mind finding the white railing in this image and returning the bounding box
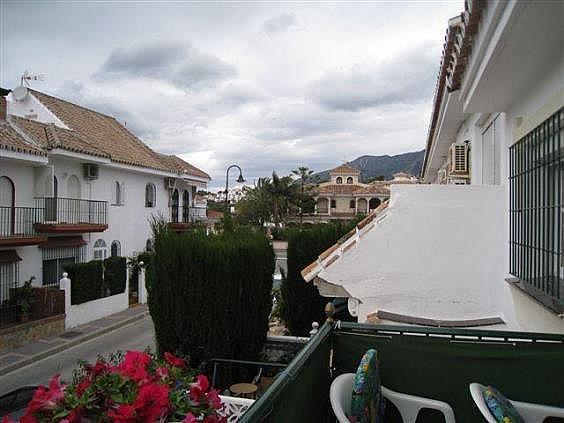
[219,395,255,422]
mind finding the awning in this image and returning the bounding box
[39,236,87,249]
[0,250,22,263]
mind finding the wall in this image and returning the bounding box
[60,273,129,328]
[318,185,563,333]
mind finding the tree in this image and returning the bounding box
[264,172,298,226]
[292,166,315,226]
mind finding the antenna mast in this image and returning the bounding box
[20,70,45,86]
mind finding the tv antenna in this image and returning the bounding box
[20,70,45,87]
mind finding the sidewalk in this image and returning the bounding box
[0,304,149,377]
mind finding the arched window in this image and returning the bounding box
[336,177,343,184]
[146,239,153,252]
[93,239,107,260]
[0,176,14,208]
[349,200,355,209]
[346,177,353,184]
[110,240,121,257]
[145,183,156,208]
[182,190,190,223]
[369,198,381,210]
[114,181,122,205]
[171,189,179,223]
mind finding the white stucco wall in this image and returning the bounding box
[318,185,564,333]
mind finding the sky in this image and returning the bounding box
[0,1,462,189]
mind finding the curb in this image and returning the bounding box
[0,311,149,377]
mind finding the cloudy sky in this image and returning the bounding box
[1,1,461,188]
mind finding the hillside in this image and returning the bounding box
[311,150,425,183]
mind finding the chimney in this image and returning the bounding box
[0,96,6,121]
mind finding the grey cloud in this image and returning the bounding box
[94,41,237,89]
[308,45,437,111]
[262,13,299,36]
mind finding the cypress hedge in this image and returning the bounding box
[65,261,104,305]
[148,227,274,366]
[281,221,357,336]
[103,256,127,295]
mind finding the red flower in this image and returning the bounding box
[189,374,211,404]
[26,375,65,414]
[164,352,187,369]
[133,383,170,422]
[206,389,222,410]
[2,415,16,423]
[108,404,136,423]
[75,378,91,396]
[19,416,38,423]
[155,366,169,381]
[116,351,152,383]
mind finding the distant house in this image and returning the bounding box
[302,1,564,334]
[308,164,416,221]
[0,87,210,314]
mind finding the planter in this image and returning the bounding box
[19,313,31,323]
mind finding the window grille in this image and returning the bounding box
[41,246,85,287]
[0,262,18,326]
[509,108,563,312]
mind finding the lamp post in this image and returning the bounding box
[224,164,245,214]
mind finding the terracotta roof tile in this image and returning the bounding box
[157,154,211,180]
[313,184,389,195]
[0,121,46,156]
[329,163,361,175]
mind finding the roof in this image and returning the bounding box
[329,163,361,175]
[0,121,46,156]
[313,184,389,196]
[301,201,389,282]
[8,89,209,179]
[421,2,486,179]
[157,154,211,180]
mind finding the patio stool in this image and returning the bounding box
[229,383,258,399]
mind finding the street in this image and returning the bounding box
[0,316,155,396]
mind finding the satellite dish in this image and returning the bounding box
[12,86,29,101]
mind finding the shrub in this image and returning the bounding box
[148,227,274,366]
[64,261,104,305]
[281,221,356,336]
[103,256,127,295]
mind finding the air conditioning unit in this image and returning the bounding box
[83,164,99,180]
[164,177,176,190]
[448,142,469,174]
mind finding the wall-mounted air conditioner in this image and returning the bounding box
[83,164,99,180]
[448,142,469,175]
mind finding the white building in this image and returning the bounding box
[302,0,564,334]
[0,87,210,303]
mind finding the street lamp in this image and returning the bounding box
[224,164,245,214]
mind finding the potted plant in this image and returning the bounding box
[17,278,35,323]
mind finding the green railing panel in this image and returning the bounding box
[240,322,333,422]
[333,324,564,423]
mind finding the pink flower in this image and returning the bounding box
[133,382,170,422]
[190,374,211,403]
[26,375,65,414]
[108,404,136,423]
[206,389,222,410]
[155,366,169,381]
[164,352,187,369]
[2,415,16,423]
[116,351,152,383]
[183,413,198,423]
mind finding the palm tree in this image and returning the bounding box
[292,166,314,225]
[265,172,298,226]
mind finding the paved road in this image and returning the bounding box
[0,315,155,396]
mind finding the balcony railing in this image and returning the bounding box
[0,206,42,238]
[171,206,208,224]
[34,197,108,225]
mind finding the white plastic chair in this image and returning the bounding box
[469,383,564,423]
[330,373,456,423]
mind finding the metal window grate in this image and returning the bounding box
[509,108,564,313]
[0,262,19,327]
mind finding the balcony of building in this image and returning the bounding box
[168,205,208,231]
[0,207,46,247]
[32,197,108,234]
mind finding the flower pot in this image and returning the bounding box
[20,312,31,323]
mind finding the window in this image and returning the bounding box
[41,245,85,287]
[93,239,107,260]
[111,240,121,257]
[171,189,179,223]
[336,177,343,184]
[509,108,563,312]
[145,183,156,208]
[114,181,125,205]
[347,177,353,184]
[0,261,18,304]
[349,200,355,209]
[182,190,190,223]
[330,200,336,208]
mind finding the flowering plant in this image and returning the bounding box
[2,350,225,423]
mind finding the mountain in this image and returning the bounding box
[311,150,425,183]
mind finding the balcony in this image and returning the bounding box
[241,322,564,423]
[168,205,208,231]
[0,207,46,247]
[32,197,108,234]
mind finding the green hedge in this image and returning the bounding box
[281,221,356,336]
[65,261,104,305]
[104,256,127,295]
[148,227,274,366]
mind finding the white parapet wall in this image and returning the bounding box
[60,273,130,329]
